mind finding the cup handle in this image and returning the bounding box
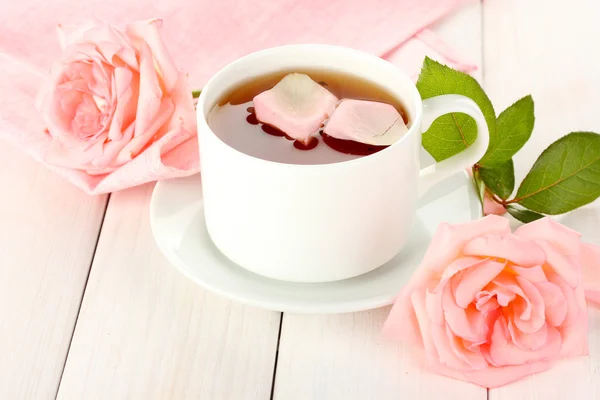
[418,94,490,198]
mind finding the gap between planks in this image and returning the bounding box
[53,194,111,400]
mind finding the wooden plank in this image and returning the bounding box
[484,0,600,398]
[483,0,600,184]
[0,140,107,399]
[272,3,487,399]
[273,310,485,400]
[57,184,281,400]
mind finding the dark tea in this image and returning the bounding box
[207,69,410,165]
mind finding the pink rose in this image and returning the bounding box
[483,192,507,216]
[467,168,507,216]
[384,215,589,388]
[36,18,196,175]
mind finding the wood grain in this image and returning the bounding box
[0,140,107,399]
[57,184,281,400]
[272,3,488,399]
[483,0,600,185]
[484,0,600,398]
[273,309,485,400]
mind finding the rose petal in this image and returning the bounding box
[126,19,178,91]
[487,273,521,306]
[463,233,546,267]
[453,259,506,308]
[466,169,506,217]
[431,323,473,371]
[474,291,500,313]
[433,256,488,294]
[154,71,197,138]
[507,319,548,351]
[489,272,545,333]
[82,24,132,62]
[483,194,507,216]
[534,281,568,327]
[580,243,600,306]
[426,357,552,388]
[426,287,445,326]
[253,73,338,143]
[107,67,135,142]
[486,316,561,366]
[550,274,589,357]
[511,264,548,283]
[384,270,439,345]
[512,276,546,333]
[515,217,582,256]
[445,324,488,370]
[462,337,487,352]
[63,23,138,70]
[89,62,113,102]
[537,240,580,287]
[56,18,105,49]
[324,99,408,145]
[419,215,511,276]
[113,47,140,72]
[83,21,131,49]
[45,85,84,140]
[559,296,589,357]
[412,289,437,355]
[443,285,489,343]
[549,273,580,328]
[78,122,134,174]
[111,97,174,168]
[489,272,525,295]
[383,286,426,348]
[134,41,164,139]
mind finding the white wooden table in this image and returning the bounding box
[2,0,600,398]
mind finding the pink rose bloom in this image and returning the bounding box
[36,18,196,175]
[483,192,507,216]
[384,215,589,388]
[466,168,507,216]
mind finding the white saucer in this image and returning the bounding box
[150,171,481,314]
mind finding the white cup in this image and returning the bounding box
[197,44,489,283]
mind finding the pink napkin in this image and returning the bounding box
[0,0,474,194]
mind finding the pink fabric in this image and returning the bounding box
[0,0,474,194]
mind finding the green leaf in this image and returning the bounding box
[417,57,496,162]
[479,159,515,200]
[479,95,535,167]
[421,115,477,162]
[506,205,545,223]
[192,90,202,98]
[515,132,600,214]
[472,167,487,208]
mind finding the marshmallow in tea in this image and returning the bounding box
[324,99,409,146]
[253,73,338,144]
